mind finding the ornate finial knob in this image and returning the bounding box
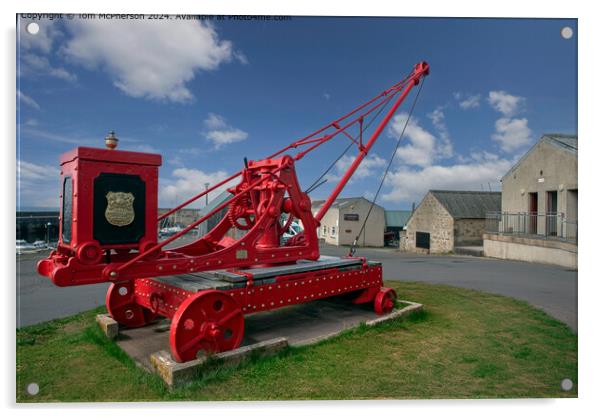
[105,130,118,150]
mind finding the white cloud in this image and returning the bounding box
[326,154,386,183]
[19,126,96,145]
[204,113,228,130]
[453,92,481,109]
[62,20,243,102]
[487,91,532,152]
[202,113,248,148]
[388,113,437,167]
[427,107,453,158]
[382,155,514,203]
[17,90,40,110]
[18,19,62,54]
[159,167,236,208]
[488,91,524,117]
[124,144,161,154]
[492,117,532,152]
[459,94,481,109]
[17,160,61,208]
[20,53,77,82]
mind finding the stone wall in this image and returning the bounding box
[454,218,486,246]
[403,193,454,254]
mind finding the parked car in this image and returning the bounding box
[281,221,303,244]
[33,240,47,249]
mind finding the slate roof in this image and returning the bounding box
[544,133,577,153]
[198,190,232,217]
[502,133,577,180]
[429,190,501,219]
[384,210,412,228]
[311,197,383,210]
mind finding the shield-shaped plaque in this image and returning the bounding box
[105,191,135,227]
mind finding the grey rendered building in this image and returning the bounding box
[499,134,577,235]
[312,197,385,247]
[484,134,577,268]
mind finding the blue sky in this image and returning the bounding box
[16,16,577,210]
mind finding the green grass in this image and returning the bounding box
[16,282,577,401]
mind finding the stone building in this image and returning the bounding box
[484,134,577,268]
[402,190,501,254]
[312,197,385,247]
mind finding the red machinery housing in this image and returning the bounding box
[38,62,429,362]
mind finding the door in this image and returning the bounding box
[416,231,430,249]
[528,192,538,234]
[546,191,558,236]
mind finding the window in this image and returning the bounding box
[331,226,336,236]
[323,226,327,235]
[61,176,72,244]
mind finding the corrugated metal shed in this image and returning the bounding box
[384,210,412,228]
[430,190,501,219]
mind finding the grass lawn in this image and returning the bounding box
[16,281,577,402]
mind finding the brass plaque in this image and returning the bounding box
[105,191,135,227]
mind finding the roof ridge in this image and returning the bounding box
[429,190,501,194]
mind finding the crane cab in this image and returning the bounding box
[57,145,161,265]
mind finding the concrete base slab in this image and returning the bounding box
[108,296,423,387]
[150,337,289,387]
[96,314,118,340]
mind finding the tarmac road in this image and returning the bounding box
[322,245,577,331]
[16,242,577,331]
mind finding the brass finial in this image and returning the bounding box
[105,130,118,150]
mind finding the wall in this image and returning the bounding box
[484,233,577,269]
[317,207,340,245]
[454,218,486,246]
[403,193,454,254]
[502,140,577,235]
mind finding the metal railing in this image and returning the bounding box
[485,211,577,243]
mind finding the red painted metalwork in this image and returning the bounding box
[37,62,429,362]
[374,288,397,315]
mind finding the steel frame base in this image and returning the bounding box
[106,257,394,362]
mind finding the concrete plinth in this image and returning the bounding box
[96,314,118,339]
[103,296,423,387]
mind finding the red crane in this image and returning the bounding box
[37,61,429,362]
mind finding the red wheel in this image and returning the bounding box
[374,288,397,315]
[106,282,157,328]
[170,290,245,362]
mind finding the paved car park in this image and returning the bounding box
[17,242,577,331]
